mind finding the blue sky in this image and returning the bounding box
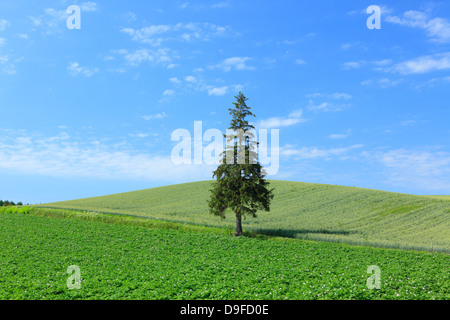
[1,0,450,203]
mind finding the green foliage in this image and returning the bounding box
[0,205,32,215]
[208,93,274,235]
[0,211,448,300]
[38,180,450,253]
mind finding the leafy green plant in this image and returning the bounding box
[0,211,448,300]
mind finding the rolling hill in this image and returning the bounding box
[40,180,450,253]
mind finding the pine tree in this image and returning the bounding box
[208,92,274,236]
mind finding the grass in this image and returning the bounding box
[39,180,450,253]
[1,209,449,300]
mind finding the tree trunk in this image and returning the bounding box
[235,210,243,236]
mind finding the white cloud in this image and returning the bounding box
[280,144,363,160]
[142,112,167,120]
[206,84,242,96]
[172,74,243,97]
[0,19,10,31]
[331,92,352,100]
[210,57,255,72]
[0,129,213,182]
[295,59,306,65]
[416,76,450,89]
[130,132,150,138]
[30,5,96,34]
[361,78,403,88]
[343,59,392,71]
[211,2,230,8]
[80,2,98,12]
[329,130,351,139]
[163,89,175,96]
[306,92,352,112]
[340,43,352,50]
[121,22,230,46]
[257,109,305,129]
[67,62,98,77]
[117,48,174,67]
[29,8,69,34]
[0,55,22,75]
[185,75,197,83]
[207,86,228,96]
[401,120,417,126]
[386,10,450,43]
[342,61,362,69]
[389,52,450,75]
[376,148,450,191]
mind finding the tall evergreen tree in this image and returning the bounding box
[208,92,274,236]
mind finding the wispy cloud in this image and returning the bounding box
[211,2,231,9]
[257,110,305,129]
[0,19,10,31]
[116,48,175,67]
[67,62,98,77]
[306,92,352,112]
[80,2,98,12]
[0,55,23,75]
[30,8,67,34]
[386,10,450,43]
[30,3,98,34]
[0,129,213,182]
[280,144,363,160]
[388,52,450,75]
[162,89,175,96]
[121,22,230,46]
[170,74,243,97]
[142,112,167,120]
[361,78,403,88]
[329,130,352,139]
[342,59,393,70]
[375,148,450,191]
[207,84,243,96]
[209,57,255,72]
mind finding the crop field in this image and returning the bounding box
[40,180,450,253]
[423,195,450,201]
[0,210,449,300]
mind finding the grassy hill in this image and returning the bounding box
[40,180,450,253]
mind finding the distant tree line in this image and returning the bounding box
[0,200,26,207]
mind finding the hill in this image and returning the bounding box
[40,180,450,253]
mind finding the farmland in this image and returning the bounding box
[40,180,450,253]
[0,210,448,300]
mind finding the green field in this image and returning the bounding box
[1,210,448,300]
[40,180,450,253]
